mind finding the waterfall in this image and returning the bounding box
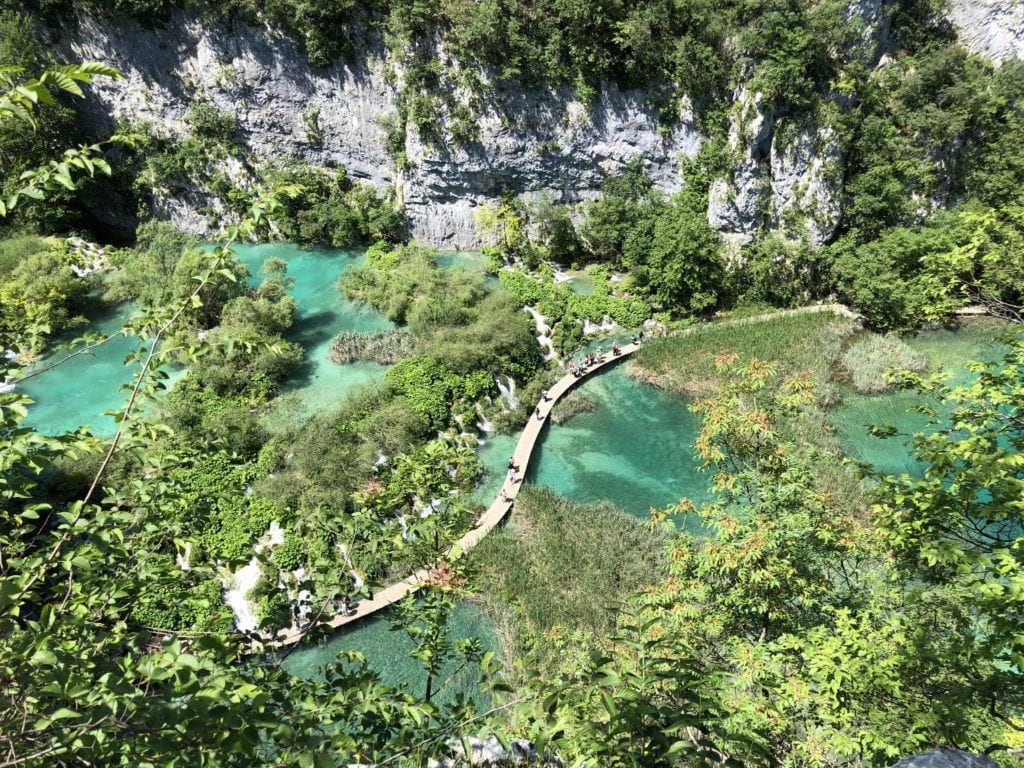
[496,375,518,409]
[175,541,192,571]
[524,305,551,335]
[223,558,262,633]
[222,521,287,633]
[475,403,495,433]
[338,543,364,588]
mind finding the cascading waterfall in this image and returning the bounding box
[495,375,517,410]
[582,315,617,335]
[524,306,558,362]
[475,402,495,433]
[223,521,286,633]
[176,541,192,571]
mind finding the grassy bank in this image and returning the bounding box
[629,311,858,400]
[470,485,666,679]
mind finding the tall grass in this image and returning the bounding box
[328,330,416,364]
[630,311,867,520]
[549,390,597,424]
[471,486,666,677]
[840,333,927,393]
[631,311,858,398]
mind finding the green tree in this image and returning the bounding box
[630,190,723,315]
[872,331,1024,721]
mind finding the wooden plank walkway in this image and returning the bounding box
[271,303,860,648]
[272,340,641,647]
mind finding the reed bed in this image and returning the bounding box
[327,330,416,365]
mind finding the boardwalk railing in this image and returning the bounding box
[271,302,861,647]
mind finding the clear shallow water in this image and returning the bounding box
[830,322,1006,475]
[232,243,395,415]
[281,599,498,707]
[20,244,396,434]
[526,363,711,525]
[20,302,151,436]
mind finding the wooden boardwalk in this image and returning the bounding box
[272,340,641,646]
[271,303,860,647]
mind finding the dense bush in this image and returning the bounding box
[342,242,486,324]
[0,241,95,351]
[840,333,928,393]
[0,11,92,233]
[267,164,404,247]
[0,234,48,276]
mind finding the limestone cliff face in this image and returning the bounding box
[948,0,1024,65]
[60,11,699,247]
[57,0,1010,250]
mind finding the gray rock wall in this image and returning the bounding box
[949,0,1024,64]
[56,1,1011,250]
[59,11,699,247]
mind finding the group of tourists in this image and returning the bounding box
[568,349,605,377]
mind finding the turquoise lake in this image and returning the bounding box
[20,244,501,434]
[830,319,1007,474]
[281,599,499,707]
[20,302,152,435]
[18,240,1008,691]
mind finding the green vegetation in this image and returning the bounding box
[342,241,543,429]
[265,164,404,247]
[631,310,857,399]
[0,238,96,354]
[590,332,1024,764]
[839,333,928,393]
[498,267,649,354]
[6,4,1024,766]
[825,46,1024,330]
[549,388,596,424]
[328,329,416,364]
[474,485,666,678]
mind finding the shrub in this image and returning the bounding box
[0,234,48,277]
[840,333,928,393]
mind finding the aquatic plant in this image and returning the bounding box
[840,333,928,393]
[328,329,416,364]
[549,390,597,424]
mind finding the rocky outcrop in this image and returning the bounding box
[706,81,847,252]
[54,0,1007,251]
[948,0,1024,64]
[706,84,775,251]
[889,748,999,768]
[769,118,843,243]
[426,736,563,768]
[58,11,699,247]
